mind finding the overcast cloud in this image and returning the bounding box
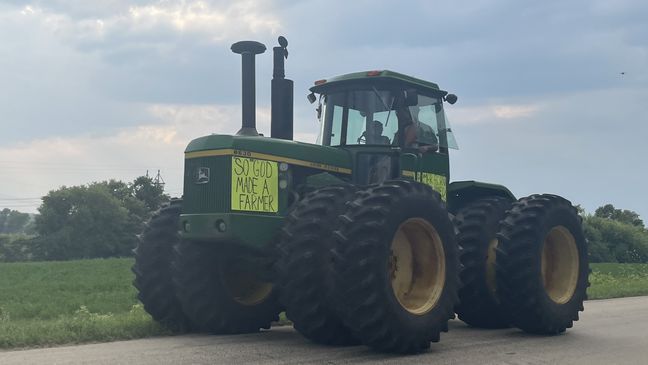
[0,0,647,219]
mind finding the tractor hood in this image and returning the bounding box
[185,134,352,174]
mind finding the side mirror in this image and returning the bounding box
[405,89,418,106]
[307,92,316,104]
[444,93,458,105]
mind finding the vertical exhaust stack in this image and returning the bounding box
[271,36,294,140]
[231,41,266,136]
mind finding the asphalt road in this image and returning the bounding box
[2,296,647,365]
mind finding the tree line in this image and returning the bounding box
[583,204,648,263]
[0,176,168,262]
[1,182,646,263]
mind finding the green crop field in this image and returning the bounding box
[0,259,646,349]
[587,263,648,299]
[0,258,169,349]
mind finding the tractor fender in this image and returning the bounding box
[447,180,515,214]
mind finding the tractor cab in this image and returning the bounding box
[309,70,459,185]
[310,70,458,151]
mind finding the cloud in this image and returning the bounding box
[0,1,285,145]
[492,105,539,119]
[15,1,281,44]
[449,103,541,125]
[11,1,282,69]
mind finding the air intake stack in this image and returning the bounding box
[270,36,294,140]
[231,41,266,136]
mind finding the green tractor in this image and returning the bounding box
[132,37,589,353]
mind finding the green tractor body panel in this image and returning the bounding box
[181,135,352,248]
[185,134,351,170]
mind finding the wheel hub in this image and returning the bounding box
[390,218,446,315]
[222,262,273,306]
[541,226,579,304]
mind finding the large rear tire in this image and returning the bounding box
[132,199,193,331]
[496,194,589,334]
[454,197,512,328]
[276,186,358,346]
[173,241,281,334]
[333,180,459,353]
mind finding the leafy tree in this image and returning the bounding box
[0,208,31,234]
[583,218,616,262]
[97,177,168,221]
[0,234,34,262]
[584,215,648,263]
[30,175,169,261]
[594,204,644,228]
[0,208,7,230]
[131,176,168,212]
[34,184,137,260]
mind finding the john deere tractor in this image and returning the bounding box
[132,37,589,353]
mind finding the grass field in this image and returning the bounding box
[0,259,169,349]
[0,259,647,349]
[587,263,648,299]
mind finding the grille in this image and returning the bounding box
[183,156,230,214]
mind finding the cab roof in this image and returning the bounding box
[309,70,446,95]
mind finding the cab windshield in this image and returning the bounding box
[317,88,458,149]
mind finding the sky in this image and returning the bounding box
[0,0,647,219]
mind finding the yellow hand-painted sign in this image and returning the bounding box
[420,173,447,201]
[231,157,279,213]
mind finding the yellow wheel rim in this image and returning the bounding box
[541,226,580,304]
[222,263,273,306]
[389,218,446,315]
[485,238,499,298]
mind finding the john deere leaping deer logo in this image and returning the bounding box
[196,167,210,184]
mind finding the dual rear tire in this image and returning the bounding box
[277,180,459,353]
[496,194,589,334]
[455,194,589,334]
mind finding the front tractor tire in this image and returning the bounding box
[172,241,281,334]
[454,197,512,329]
[333,180,459,353]
[132,199,193,331]
[276,186,358,346]
[496,194,589,334]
